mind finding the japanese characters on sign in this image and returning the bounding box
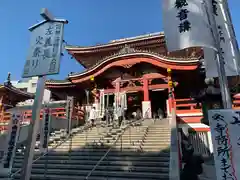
[209,110,239,180]
[228,111,240,179]
[23,21,64,78]
[206,0,240,77]
[162,0,216,52]
[3,112,22,169]
[40,108,51,153]
[212,0,218,16]
[211,0,226,62]
[175,0,191,33]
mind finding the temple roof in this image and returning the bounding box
[66,32,164,52]
[46,32,203,88]
[68,48,199,78]
[66,32,202,69]
[0,73,34,99]
[46,79,76,88]
[0,82,34,102]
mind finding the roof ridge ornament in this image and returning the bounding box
[119,44,136,54]
[5,72,12,86]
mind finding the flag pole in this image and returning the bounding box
[222,0,240,73]
[203,0,232,109]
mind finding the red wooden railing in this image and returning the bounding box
[0,106,85,132]
[175,96,240,115]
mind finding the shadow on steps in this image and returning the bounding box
[6,143,171,180]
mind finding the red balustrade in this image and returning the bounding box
[0,106,85,132]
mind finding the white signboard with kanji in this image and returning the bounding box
[22,21,64,78]
[208,109,240,180]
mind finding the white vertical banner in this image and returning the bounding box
[204,0,240,78]
[2,111,22,170]
[40,108,51,153]
[122,91,127,110]
[208,109,240,180]
[99,89,105,118]
[162,0,216,52]
[66,96,74,133]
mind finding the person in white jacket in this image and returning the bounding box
[88,106,96,127]
[117,105,124,127]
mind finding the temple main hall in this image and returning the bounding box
[46,32,206,121]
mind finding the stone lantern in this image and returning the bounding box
[194,78,223,125]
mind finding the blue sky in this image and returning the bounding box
[0,0,239,82]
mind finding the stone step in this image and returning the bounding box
[143,140,170,146]
[12,164,169,173]
[8,122,171,180]
[11,169,169,179]
[13,158,169,168]
[145,134,171,137]
[17,150,169,157]
[10,173,169,180]
[14,155,169,163]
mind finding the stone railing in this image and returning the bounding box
[169,108,181,180]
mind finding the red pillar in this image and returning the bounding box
[142,78,152,118]
[143,78,149,101]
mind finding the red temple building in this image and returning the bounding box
[0,75,34,132]
[46,32,210,130]
[0,32,240,160]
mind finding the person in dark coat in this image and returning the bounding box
[180,146,204,180]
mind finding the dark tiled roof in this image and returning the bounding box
[69,48,200,77]
[65,32,164,50]
[2,83,34,99]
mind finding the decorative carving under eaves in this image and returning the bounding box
[127,80,137,88]
[122,63,136,69]
[119,45,136,54]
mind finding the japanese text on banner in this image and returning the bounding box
[209,110,238,180]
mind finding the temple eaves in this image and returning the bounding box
[0,83,34,99]
[65,32,165,50]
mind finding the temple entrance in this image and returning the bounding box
[150,89,168,118]
[126,91,143,119]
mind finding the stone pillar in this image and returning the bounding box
[142,78,152,118]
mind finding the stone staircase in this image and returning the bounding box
[16,129,69,154]
[86,119,171,179]
[7,122,121,179]
[1,119,171,180]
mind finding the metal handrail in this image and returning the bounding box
[85,119,143,179]
[84,128,125,179]
[9,124,91,179]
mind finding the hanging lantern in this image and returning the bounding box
[167,68,172,74]
[90,76,94,82]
